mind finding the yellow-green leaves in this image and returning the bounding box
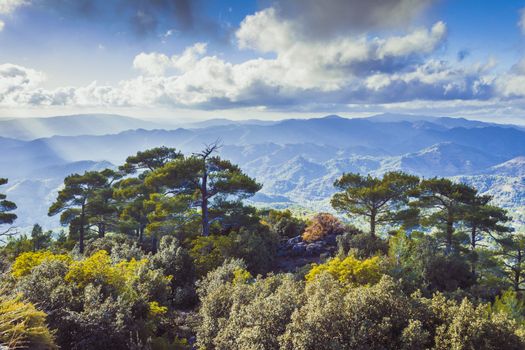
[0,293,57,349]
[11,251,72,279]
[65,250,150,290]
[306,254,382,287]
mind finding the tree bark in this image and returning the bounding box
[138,223,144,243]
[201,166,209,236]
[151,234,158,254]
[79,204,85,254]
[515,249,522,291]
[470,225,477,275]
[445,210,454,255]
[98,222,105,238]
[370,209,376,238]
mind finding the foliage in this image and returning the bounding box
[13,246,172,349]
[31,224,53,251]
[428,294,524,349]
[0,292,57,349]
[145,144,261,237]
[337,231,388,258]
[412,178,478,253]
[489,289,525,325]
[263,209,307,239]
[190,228,277,276]
[3,148,524,349]
[332,171,419,236]
[198,270,525,350]
[11,251,72,279]
[0,178,17,226]
[305,254,382,287]
[425,254,476,292]
[150,235,196,308]
[48,170,120,253]
[302,212,345,242]
[196,260,302,350]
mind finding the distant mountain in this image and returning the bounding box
[366,113,523,130]
[3,160,113,229]
[385,142,504,177]
[484,156,525,177]
[0,114,165,140]
[183,118,277,129]
[3,114,524,168]
[2,113,525,231]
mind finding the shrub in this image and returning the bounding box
[425,254,476,292]
[428,294,525,349]
[190,229,277,276]
[150,236,196,308]
[84,234,144,262]
[264,209,306,239]
[337,232,388,258]
[305,254,382,287]
[196,260,302,350]
[14,249,172,349]
[0,293,57,349]
[281,276,429,350]
[302,213,345,242]
[11,251,72,279]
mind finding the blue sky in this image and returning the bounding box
[2,0,525,123]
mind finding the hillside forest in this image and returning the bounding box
[1,145,525,349]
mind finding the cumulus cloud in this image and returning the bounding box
[133,52,171,76]
[0,2,515,114]
[0,20,4,32]
[133,43,207,76]
[0,63,46,105]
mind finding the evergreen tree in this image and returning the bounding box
[498,233,525,291]
[411,178,477,254]
[331,172,419,237]
[48,170,116,253]
[146,143,261,236]
[0,178,17,225]
[463,193,512,275]
[30,224,51,251]
[114,147,182,242]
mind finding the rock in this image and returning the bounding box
[324,234,337,245]
[291,242,307,255]
[287,235,302,245]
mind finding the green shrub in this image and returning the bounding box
[0,293,57,349]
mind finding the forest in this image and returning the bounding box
[1,145,525,350]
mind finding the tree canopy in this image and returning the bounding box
[332,171,419,237]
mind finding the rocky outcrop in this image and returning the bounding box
[275,234,338,272]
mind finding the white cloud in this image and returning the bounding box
[0,0,27,15]
[377,21,446,58]
[0,5,515,114]
[0,20,4,32]
[0,63,46,106]
[133,52,171,76]
[236,8,294,53]
[133,43,207,76]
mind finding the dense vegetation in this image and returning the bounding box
[1,145,525,349]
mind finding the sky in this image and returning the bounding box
[2,0,525,123]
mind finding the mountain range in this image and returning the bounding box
[1,113,524,230]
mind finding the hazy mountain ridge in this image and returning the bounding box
[0,114,171,140]
[2,113,525,229]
